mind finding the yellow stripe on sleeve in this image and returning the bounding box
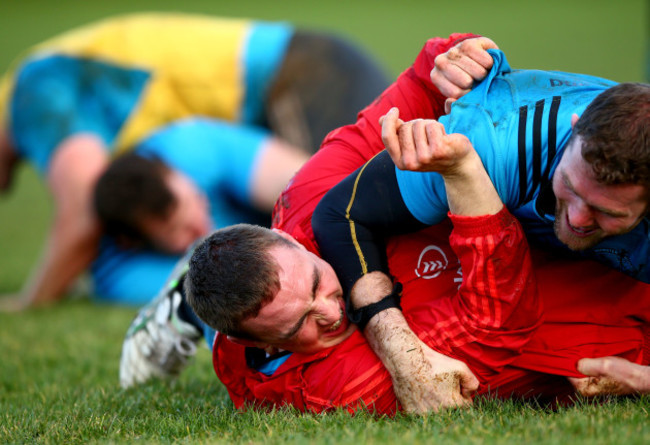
[344,152,385,275]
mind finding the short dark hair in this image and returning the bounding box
[575,83,650,194]
[185,224,295,340]
[93,153,175,243]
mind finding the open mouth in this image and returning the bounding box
[325,299,351,337]
[566,214,597,237]
[328,308,344,332]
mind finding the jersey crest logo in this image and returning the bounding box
[415,245,448,279]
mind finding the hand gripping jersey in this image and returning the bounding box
[270,33,479,253]
[214,209,650,415]
[215,210,544,415]
[396,50,649,282]
[211,34,650,415]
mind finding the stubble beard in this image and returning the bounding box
[553,204,603,251]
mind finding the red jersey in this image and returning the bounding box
[213,34,650,415]
[214,216,650,415]
[216,208,542,414]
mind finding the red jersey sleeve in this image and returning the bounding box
[271,33,480,253]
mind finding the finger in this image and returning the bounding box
[576,357,604,377]
[459,368,480,399]
[452,57,490,83]
[397,120,418,169]
[381,107,402,159]
[577,357,632,379]
[459,37,498,70]
[380,107,399,134]
[451,385,474,408]
[432,37,498,98]
[424,120,445,158]
[597,357,647,388]
[444,98,456,115]
[442,45,491,84]
[577,356,639,385]
[431,64,472,99]
[379,114,404,128]
[431,62,474,92]
[412,119,430,165]
[478,37,499,53]
[446,133,472,160]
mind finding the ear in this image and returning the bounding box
[570,113,580,128]
[271,228,304,248]
[226,335,270,350]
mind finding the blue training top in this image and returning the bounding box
[396,50,650,282]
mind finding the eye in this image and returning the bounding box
[596,211,623,221]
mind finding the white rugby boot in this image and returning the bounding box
[119,263,202,389]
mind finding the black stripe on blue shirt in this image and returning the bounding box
[544,96,562,180]
[518,96,563,207]
[517,106,528,205]
[530,99,545,201]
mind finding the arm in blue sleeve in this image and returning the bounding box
[312,150,427,300]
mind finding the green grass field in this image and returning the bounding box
[1,1,648,443]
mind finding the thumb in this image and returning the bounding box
[379,106,399,123]
[378,114,404,128]
[577,357,602,376]
[459,368,480,399]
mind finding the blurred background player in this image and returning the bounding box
[90,117,307,305]
[0,12,389,309]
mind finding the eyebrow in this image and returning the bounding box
[562,171,629,217]
[281,265,320,340]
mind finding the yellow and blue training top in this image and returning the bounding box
[0,13,293,174]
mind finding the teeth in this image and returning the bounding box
[329,309,343,331]
[571,225,594,235]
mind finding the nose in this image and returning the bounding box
[191,221,210,239]
[175,225,205,253]
[172,235,194,254]
[183,218,211,248]
[567,200,595,229]
[314,297,341,326]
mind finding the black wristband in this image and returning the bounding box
[348,282,403,331]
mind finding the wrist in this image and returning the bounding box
[440,150,483,182]
[364,309,424,374]
[349,271,394,308]
[348,283,403,331]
